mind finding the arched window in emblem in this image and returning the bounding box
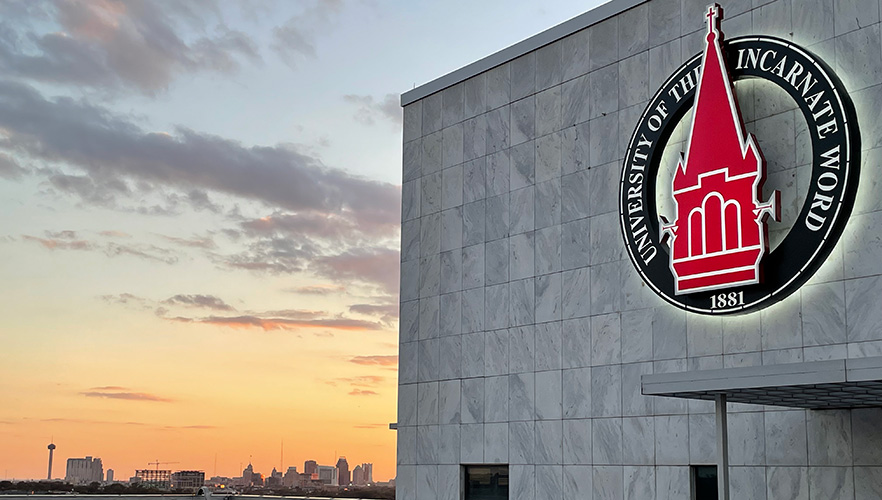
[723,199,742,250]
[703,193,724,254]
[688,192,738,257]
[688,206,705,257]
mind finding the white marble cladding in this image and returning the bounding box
[398,0,882,498]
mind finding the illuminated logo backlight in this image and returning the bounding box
[619,3,860,314]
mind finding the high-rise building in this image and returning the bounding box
[352,465,364,486]
[170,470,205,491]
[362,463,372,484]
[264,467,282,487]
[303,460,317,475]
[65,456,103,485]
[335,457,349,486]
[282,466,298,488]
[240,463,259,486]
[242,463,252,481]
[316,465,337,486]
[106,469,114,483]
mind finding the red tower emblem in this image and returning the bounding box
[661,4,780,295]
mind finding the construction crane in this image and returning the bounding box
[148,460,179,471]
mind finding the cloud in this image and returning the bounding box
[104,293,379,334]
[270,0,341,69]
[32,417,148,426]
[46,172,131,208]
[28,417,216,430]
[22,232,178,263]
[22,234,93,251]
[171,314,383,332]
[315,247,400,295]
[349,303,398,318]
[0,80,400,237]
[257,309,324,319]
[335,375,385,388]
[343,94,401,126]
[349,355,397,366]
[221,236,318,274]
[81,387,173,402]
[98,293,157,312]
[348,389,378,396]
[99,230,131,238]
[45,230,78,239]
[0,0,261,94]
[105,242,178,264]
[159,234,217,249]
[353,423,387,429]
[0,152,27,179]
[285,284,345,295]
[162,294,234,311]
[99,292,148,306]
[239,211,398,243]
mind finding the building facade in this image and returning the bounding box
[396,0,882,498]
[65,456,103,485]
[134,469,171,489]
[283,466,300,487]
[363,462,374,484]
[170,470,206,491]
[317,465,339,486]
[304,460,318,476]
[337,456,351,486]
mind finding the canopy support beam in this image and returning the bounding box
[715,393,730,500]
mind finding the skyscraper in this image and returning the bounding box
[352,465,364,486]
[282,466,298,488]
[316,466,337,486]
[335,457,349,486]
[303,460,317,476]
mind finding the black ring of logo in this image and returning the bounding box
[620,36,860,315]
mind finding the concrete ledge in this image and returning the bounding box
[847,356,882,382]
[400,0,646,106]
[642,357,882,409]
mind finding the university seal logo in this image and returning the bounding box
[619,3,860,314]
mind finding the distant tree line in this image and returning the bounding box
[0,480,162,494]
[0,480,394,499]
[233,485,394,499]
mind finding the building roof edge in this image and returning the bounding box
[400,0,646,106]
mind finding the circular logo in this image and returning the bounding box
[620,35,860,315]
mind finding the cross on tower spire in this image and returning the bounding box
[706,4,722,35]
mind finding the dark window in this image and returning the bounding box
[692,465,718,500]
[463,465,508,500]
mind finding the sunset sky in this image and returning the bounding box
[0,0,605,482]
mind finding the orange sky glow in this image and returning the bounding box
[0,307,399,482]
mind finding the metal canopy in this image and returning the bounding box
[642,357,882,410]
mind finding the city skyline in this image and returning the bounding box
[0,0,608,484]
[6,443,382,484]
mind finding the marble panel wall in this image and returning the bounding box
[399,0,882,498]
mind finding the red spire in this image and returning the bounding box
[661,4,780,295]
[674,4,758,188]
